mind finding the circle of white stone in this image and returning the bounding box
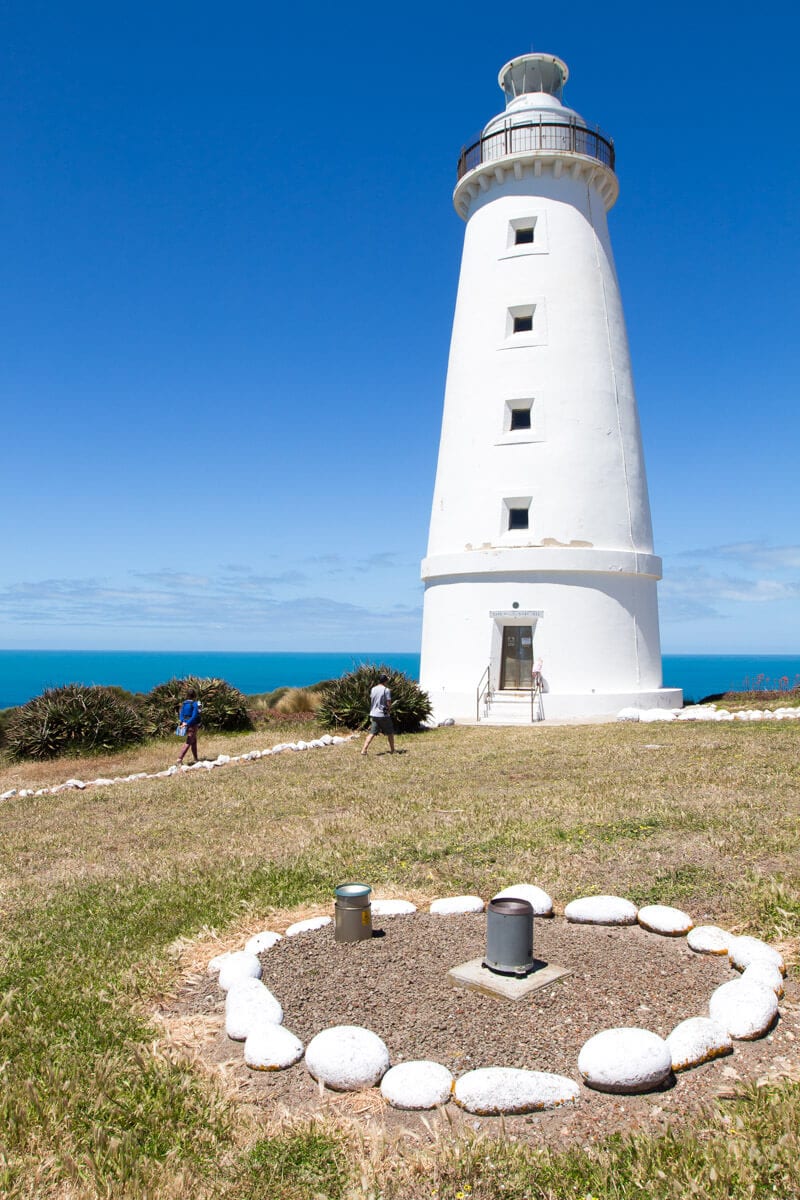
[215,892,783,1109]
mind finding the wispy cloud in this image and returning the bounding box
[305,554,344,566]
[302,551,405,576]
[130,568,308,590]
[658,594,727,622]
[679,542,800,571]
[358,552,400,571]
[661,541,800,624]
[0,568,421,643]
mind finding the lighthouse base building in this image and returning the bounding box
[419,53,682,723]
[420,551,680,722]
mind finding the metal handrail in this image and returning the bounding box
[476,664,492,722]
[531,674,544,723]
[457,119,615,181]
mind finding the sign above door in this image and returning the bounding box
[490,609,544,618]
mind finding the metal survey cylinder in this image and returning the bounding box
[334,883,372,943]
[483,897,534,976]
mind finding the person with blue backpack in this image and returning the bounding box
[176,688,202,765]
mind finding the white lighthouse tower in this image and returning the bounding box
[419,53,681,722]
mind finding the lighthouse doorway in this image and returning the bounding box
[500,626,534,690]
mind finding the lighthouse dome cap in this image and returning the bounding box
[498,53,569,97]
[484,52,587,137]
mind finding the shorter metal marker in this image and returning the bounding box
[334,882,372,943]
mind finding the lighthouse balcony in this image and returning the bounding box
[457,119,615,181]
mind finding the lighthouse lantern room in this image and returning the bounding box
[419,53,682,722]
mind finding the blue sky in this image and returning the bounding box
[2,0,798,654]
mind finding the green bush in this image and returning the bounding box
[0,707,12,750]
[317,664,432,733]
[5,685,147,760]
[144,676,253,735]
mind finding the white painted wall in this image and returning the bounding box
[420,564,669,720]
[428,172,652,557]
[419,55,681,721]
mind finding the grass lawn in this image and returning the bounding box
[0,718,798,1199]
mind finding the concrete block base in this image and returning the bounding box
[448,957,572,1001]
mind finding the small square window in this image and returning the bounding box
[510,407,531,430]
[505,303,542,344]
[507,216,540,252]
[508,507,529,530]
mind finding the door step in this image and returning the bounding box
[479,689,544,724]
[482,692,541,725]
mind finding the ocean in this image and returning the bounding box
[1,650,799,710]
[0,651,421,710]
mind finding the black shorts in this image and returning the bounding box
[369,715,394,735]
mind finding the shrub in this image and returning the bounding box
[6,685,147,760]
[257,710,318,725]
[0,707,12,750]
[104,684,148,709]
[144,676,253,735]
[273,687,325,715]
[250,686,292,711]
[317,664,432,733]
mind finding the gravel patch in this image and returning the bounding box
[171,913,800,1147]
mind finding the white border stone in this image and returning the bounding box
[285,916,332,937]
[454,1067,579,1114]
[429,895,485,915]
[637,904,693,937]
[208,950,234,975]
[371,899,418,917]
[666,1017,733,1072]
[225,979,283,1040]
[380,1061,454,1109]
[304,1025,390,1091]
[565,896,638,926]
[492,883,554,916]
[709,979,779,1040]
[741,961,785,998]
[218,951,262,991]
[578,1027,672,1094]
[22,730,355,801]
[710,974,777,1041]
[245,930,282,955]
[687,925,731,955]
[244,1023,303,1070]
[728,935,785,976]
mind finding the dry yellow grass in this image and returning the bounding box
[0,726,281,791]
[272,687,324,714]
[2,719,799,930]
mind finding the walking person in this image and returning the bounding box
[177,688,202,764]
[361,673,395,756]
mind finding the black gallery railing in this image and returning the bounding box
[457,120,615,180]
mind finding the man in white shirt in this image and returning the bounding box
[361,673,396,756]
